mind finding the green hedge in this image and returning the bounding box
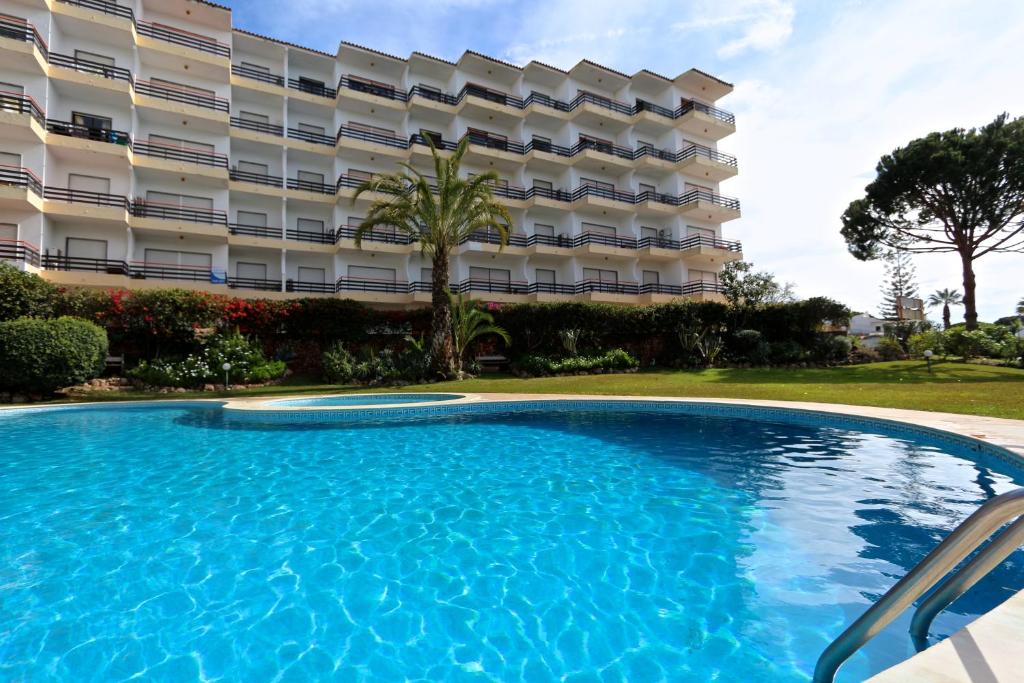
[0,263,57,322]
[0,317,108,393]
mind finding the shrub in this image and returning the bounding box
[907,330,946,358]
[128,331,286,388]
[511,349,639,376]
[876,336,906,361]
[322,343,356,384]
[816,335,853,363]
[944,326,1006,359]
[848,345,881,364]
[0,316,108,393]
[0,263,57,322]
[767,340,805,364]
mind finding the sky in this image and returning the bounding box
[225,0,1024,322]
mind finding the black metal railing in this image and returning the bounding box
[231,63,283,86]
[285,279,334,294]
[336,123,409,149]
[285,227,334,244]
[287,127,334,146]
[575,280,640,295]
[461,231,528,247]
[46,119,131,146]
[48,52,133,83]
[134,141,227,167]
[679,188,742,211]
[229,169,283,187]
[576,231,638,249]
[228,276,281,291]
[335,224,414,245]
[1,165,43,195]
[338,75,405,101]
[135,80,229,112]
[0,14,47,55]
[407,85,457,105]
[639,283,683,295]
[288,78,336,99]
[41,254,130,274]
[676,143,738,166]
[678,99,735,125]
[0,239,40,266]
[287,177,334,195]
[572,91,634,116]
[56,0,134,22]
[0,91,45,124]
[681,280,726,295]
[228,223,282,239]
[230,116,283,137]
[528,282,576,295]
[130,200,227,225]
[678,234,742,252]
[131,262,221,282]
[525,233,573,248]
[454,278,530,295]
[136,21,229,58]
[336,277,409,294]
[44,185,129,209]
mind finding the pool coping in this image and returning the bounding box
[3,391,1022,681]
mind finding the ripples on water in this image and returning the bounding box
[1,405,1021,681]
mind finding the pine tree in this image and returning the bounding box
[879,249,918,321]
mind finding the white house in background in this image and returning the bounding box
[849,313,887,348]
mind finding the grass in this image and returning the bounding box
[54,361,1024,420]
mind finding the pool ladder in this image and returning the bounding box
[813,487,1024,683]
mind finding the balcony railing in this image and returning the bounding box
[338,75,406,102]
[136,20,229,58]
[528,282,577,295]
[46,119,131,146]
[131,261,222,282]
[679,188,742,211]
[675,143,738,167]
[681,280,725,295]
[42,254,131,274]
[287,127,334,146]
[130,199,227,225]
[56,0,135,22]
[228,223,282,239]
[287,177,334,195]
[0,90,45,124]
[576,231,638,249]
[231,63,284,87]
[0,165,43,195]
[228,276,282,291]
[454,278,530,295]
[461,231,528,247]
[678,99,735,125]
[335,223,414,245]
[336,123,409,149]
[0,14,48,56]
[135,80,229,112]
[639,283,683,295]
[285,279,334,294]
[287,78,336,99]
[575,280,640,295]
[48,52,133,83]
[230,116,283,137]
[134,141,227,168]
[44,185,130,209]
[285,227,334,244]
[678,234,742,252]
[0,239,40,267]
[336,277,409,294]
[229,169,283,187]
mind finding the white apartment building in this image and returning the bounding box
[0,0,742,307]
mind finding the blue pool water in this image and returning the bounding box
[1,403,1022,682]
[265,393,464,408]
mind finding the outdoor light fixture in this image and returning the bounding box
[923,349,933,373]
[223,362,232,389]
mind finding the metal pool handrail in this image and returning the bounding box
[813,487,1024,683]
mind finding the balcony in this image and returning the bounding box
[46,119,131,148]
[229,168,283,188]
[130,199,227,225]
[0,91,45,128]
[286,177,335,196]
[131,261,223,283]
[48,52,133,86]
[135,20,230,59]
[56,0,135,23]
[285,279,334,294]
[453,279,530,296]
[135,80,229,113]
[0,239,40,267]
[288,78,336,99]
[575,280,640,296]
[681,280,727,299]
[678,234,743,264]
[0,14,48,57]
[338,75,406,103]
[336,123,410,150]
[673,144,738,181]
[228,276,282,292]
[460,230,528,248]
[0,166,43,197]
[44,185,130,210]
[42,254,130,275]
[285,227,335,245]
[287,127,334,147]
[678,188,742,222]
[230,116,283,138]
[675,99,736,140]
[228,223,282,239]
[336,277,410,295]
[231,63,284,87]
[336,223,415,246]
[134,140,228,169]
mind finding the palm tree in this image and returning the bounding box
[450,293,511,373]
[352,134,512,377]
[927,288,963,329]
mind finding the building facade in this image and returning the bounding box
[0,0,741,308]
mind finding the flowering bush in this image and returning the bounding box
[129,332,285,388]
[511,349,639,376]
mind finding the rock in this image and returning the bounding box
[174,387,187,393]
[203,384,216,392]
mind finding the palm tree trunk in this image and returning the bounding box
[942,303,951,329]
[960,254,979,331]
[429,253,457,378]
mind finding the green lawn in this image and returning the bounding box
[58,361,1024,420]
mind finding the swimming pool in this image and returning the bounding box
[1,401,1021,681]
[264,393,465,408]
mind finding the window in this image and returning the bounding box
[297,266,325,283]
[145,191,213,209]
[581,222,616,237]
[143,249,212,269]
[236,211,267,227]
[420,130,443,146]
[531,134,552,152]
[0,82,23,112]
[66,237,107,260]
[348,265,396,282]
[296,218,325,233]
[532,179,553,191]
[640,226,659,240]
[239,110,269,124]
[0,151,21,168]
[638,182,656,195]
[642,270,660,286]
[469,267,511,283]
[68,174,110,194]
[690,269,718,284]
[297,170,325,184]
[533,223,554,237]
[296,122,325,135]
[535,268,555,284]
[420,267,433,282]
[236,160,269,175]
[297,76,325,93]
[73,49,114,66]
[72,112,112,131]
[236,262,267,280]
[347,169,374,183]
[582,268,618,283]
[687,226,715,239]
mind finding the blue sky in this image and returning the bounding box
[225,0,1024,321]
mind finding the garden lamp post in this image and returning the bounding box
[222,362,232,390]
[923,349,933,374]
